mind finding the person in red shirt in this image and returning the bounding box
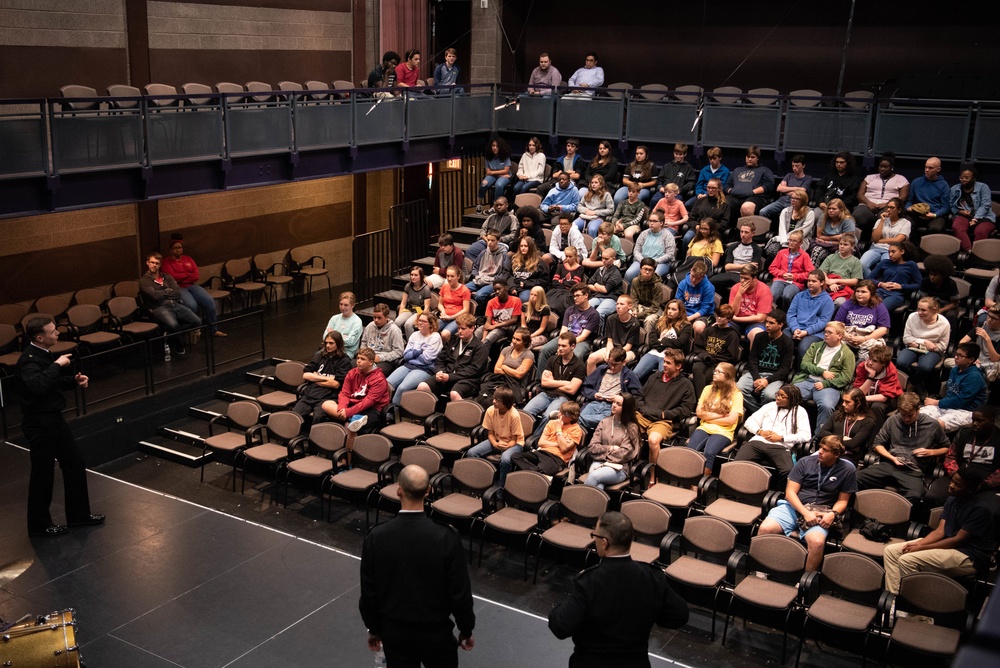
[728,264,772,346]
[160,234,226,337]
[322,347,390,459]
[394,49,420,87]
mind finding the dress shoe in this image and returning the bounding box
[68,514,105,527]
[29,525,68,537]
[213,330,228,338]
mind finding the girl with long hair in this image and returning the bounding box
[835,279,890,360]
[580,139,620,195]
[546,246,586,315]
[478,136,512,203]
[736,383,811,479]
[477,326,536,406]
[584,393,641,489]
[897,296,950,396]
[633,298,693,381]
[613,145,656,205]
[385,311,443,404]
[577,174,615,235]
[765,187,815,260]
[685,218,723,270]
[396,266,432,337]
[860,197,910,277]
[817,387,876,465]
[689,362,743,477]
[509,237,549,301]
[513,136,546,194]
[437,265,471,343]
[522,286,552,349]
[809,197,856,266]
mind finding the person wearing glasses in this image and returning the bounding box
[958,304,1000,383]
[548,511,688,666]
[920,342,989,432]
[565,52,604,98]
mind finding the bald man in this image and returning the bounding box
[360,465,475,666]
[905,156,950,233]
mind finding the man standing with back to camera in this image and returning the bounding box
[360,465,475,667]
[548,511,689,667]
[17,316,104,536]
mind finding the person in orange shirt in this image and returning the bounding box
[511,401,583,475]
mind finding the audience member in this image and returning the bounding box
[738,309,793,413]
[511,401,583,474]
[478,138,512,205]
[466,231,511,313]
[676,260,716,336]
[723,145,775,220]
[541,174,583,222]
[586,247,624,321]
[735,383,811,481]
[950,164,996,251]
[611,183,648,239]
[918,254,960,330]
[921,342,988,432]
[793,321,856,430]
[566,52,604,98]
[513,205,547,251]
[466,387,525,487]
[536,286,600,376]
[817,387,877,466]
[579,347,641,430]
[139,252,201,355]
[323,291,363,359]
[522,332,586,421]
[624,210,675,281]
[321,347,390,454]
[584,393,642,490]
[852,153,909,234]
[688,362,743,477]
[868,240,921,312]
[764,187,815,261]
[758,435,857,572]
[860,198,910,277]
[367,51,400,88]
[537,138,584,197]
[432,47,460,87]
[438,265,472,342]
[545,245,586,315]
[819,234,863,298]
[418,314,489,401]
[926,407,1000,506]
[478,279,522,347]
[161,235,225,337]
[635,349,696,484]
[427,233,464,290]
[362,303,405,375]
[856,392,950,502]
[513,136,546,194]
[467,197,517,263]
[651,184,689,236]
[614,145,656,205]
[508,237,549,302]
[813,151,862,217]
[582,221,626,270]
[684,218,724,270]
[728,264,773,346]
[768,230,814,310]
[293,331,354,421]
[628,258,665,330]
[688,179,732,236]
[395,266,432,337]
[835,279,890,361]
[394,49,421,87]
[713,219,764,293]
[527,53,561,95]
[691,304,741,396]
[577,175,615,235]
[905,156,950,233]
[759,154,812,222]
[897,296,951,397]
[579,140,621,196]
[587,295,640,374]
[689,147,730,209]
[851,344,903,424]
[650,143,697,208]
[477,327,535,407]
[385,312,443,404]
[958,304,1000,383]
[544,213,587,268]
[634,299,693,382]
[808,198,856,267]
[523,287,553,349]
[787,269,836,359]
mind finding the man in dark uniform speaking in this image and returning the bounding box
[360,465,475,667]
[17,317,104,537]
[548,512,688,667]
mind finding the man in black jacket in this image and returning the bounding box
[360,465,475,666]
[17,317,104,536]
[418,314,489,401]
[649,142,697,208]
[635,348,696,482]
[737,309,794,413]
[549,511,688,667]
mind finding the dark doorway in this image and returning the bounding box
[430,0,472,84]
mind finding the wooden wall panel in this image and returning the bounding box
[0,46,128,98]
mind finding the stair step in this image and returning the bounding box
[160,418,212,441]
[188,399,230,422]
[138,435,211,467]
[412,256,436,270]
[430,241,470,253]
[375,290,404,307]
[449,226,485,244]
[462,213,488,228]
[218,387,261,403]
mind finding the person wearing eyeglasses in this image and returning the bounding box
[548,511,688,667]
[959,304,1000,383]
[920,342,989,432]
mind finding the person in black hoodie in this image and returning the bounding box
[690,304,742,396]
[635,348,696,484]
[812,151,862,219]
[736,309,794,413]
[417,314,489,401]
[649,142,698,208]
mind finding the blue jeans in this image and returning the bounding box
[579,400,612,430]
[796,335,822,360]
[440,319,460,337]
[582,218,606,236]
[614,186,651,205]
[896,348,942,392]
[881,293,906,313]
[464,239,508,266]
[178,284,219,330]
[795,381,842,431]
[688,429,732,473]
[634,352,664,383]
[513,180,540,194]
[479,175,510,200]
[535,337,591,381]
[860,247,888,278]
[151,302,201,334]
[624,260,670,283]
[465,281,496,313]
[589,297,617,322]
[758,199,786,222]
[467,441,522,487]
[771,281,800,310]
[386,367,433,404]
[585,461,629,489]
[522,392,567,420]
[738,372,783,413]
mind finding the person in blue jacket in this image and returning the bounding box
[675,260,716,337]
[868,241,922,312]
[920,342,989,432]
[906,156,950,233]
[950,164,996,251]
[686,146,730,209]
[787,269,836,359]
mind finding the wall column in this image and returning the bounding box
[469,0,502,84]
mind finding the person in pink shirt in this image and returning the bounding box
[160,234,226,337]
[651,183,689,235]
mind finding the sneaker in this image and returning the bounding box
[176,345,187,356]
[213,330,228,338]
[347,414,368,433]
[475,205,483,214]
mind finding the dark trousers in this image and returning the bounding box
[23,413,92,531]
[856,461,925,502]
[511,449,564,475]
[382,619,458,668]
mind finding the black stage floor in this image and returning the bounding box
[1,292,863,668]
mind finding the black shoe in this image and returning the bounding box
[29,524,68,537]
[68,514,105,527]
[176,346,187,355]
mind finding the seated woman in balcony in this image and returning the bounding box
[513,136,546,195]
[478,136,512,204]
[951,164,996,252]
[576,174,615,235]
[613,145,656,205]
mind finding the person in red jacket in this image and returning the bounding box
[850,343,903,424]
[161,234,226,337]
[322,347,390,458]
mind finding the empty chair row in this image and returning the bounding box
[595,83,873,108]
[59,81,364,110]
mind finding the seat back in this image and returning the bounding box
[638,83,668,100]
[352,434,393,470]
[970,238,1000,264]
[67,304,104,331]
[224,258,254,282]
[182,83,214,105]
[820,551,885,595]
[265,411,304,441]
[746,87,780,105]
[107,85,142,109]
[658,446,706,482]
[513,193,542,210]
[216,82,246,103]
[842,90,873,109]
[711,86,742,103]
[673,85,703,103]
[451,458,496,492]
[919,233,961,259]
[145,83,179,107]
[718,461,771,496]
[290,246,319,266]
[739,215,772,238]
[398,389,438,420]
[34,294,71,320]
[227,400,262,429]
[113,280,140,299]
[620,499,671,539]
[517,410,535,438]
[74,288,106,307]
[788,89,823,107]
[951,277,972,302]
[278,81,304,92]
[304,81,331,100]
[682,515,738,555]
[605,82,632,99]
[748,534,808,575]
[897,572,968,619]
[0,323,19,351]
[60,85,98,110]
[558,485,609,525]
[443,400,485,431]
[272,361,306,388]
[0,303,29,326]
[400,444,444,476]
[502,470,550,509]
[246,81,274,103]
[852,488,912,525]
[308,422,347,455]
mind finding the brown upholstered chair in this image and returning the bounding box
[531,484,609,583]
[839,488,917,561]
[884,572,972,665]
[372,444,443,526]
[641,446,707,519]
[65,304,121,352]
[381,390,439,453]
[618,499,672,565]
[279,422,347,509]
[289,246,331,300]
[238,410,304,496]
[420,400,485,461]
[201,400,262,490]
[107,297,159,341]
[323,433,392,523]
[256,361,305,412]
[429,458,497,559]
[700,460,774,537]
[473,469,550,580]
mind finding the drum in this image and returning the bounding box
[0,609,82,667]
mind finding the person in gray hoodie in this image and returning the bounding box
[361,304,406,375]
[857,391,950,501]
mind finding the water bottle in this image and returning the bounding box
[373,649,386,667]
[164,343,171,362]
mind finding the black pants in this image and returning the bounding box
[382,619,458,668]
[23,413,92,531]
[511,449,564,475]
